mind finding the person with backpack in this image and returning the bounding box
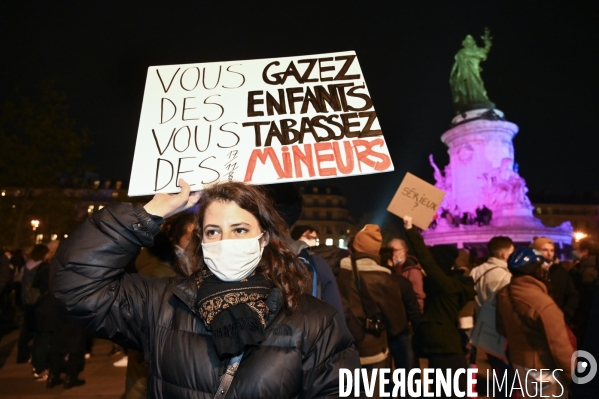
[469,236,514,399]
[266,183,345,317]
[496,248,573,398]
[288,224,344,316]
[338,224,406,398]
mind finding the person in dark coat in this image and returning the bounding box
[390,274,421,373]
[571,275,599,399]
[18,244,48,369]
[388,238,426,312]
[46,300,88,389]
[0,251,11,296]
[531,237,578,324]
[403,216,476,398]
[0,250,16,328]
[268,183,345,317]
[30,258,54,380]
[51,180,360,399]
[9,250,26,309]
[43,240,88,389]
[569,237,599,347]
[380,246,421,373]
[338,224,407,398]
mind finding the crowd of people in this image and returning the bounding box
[0,179,598,398]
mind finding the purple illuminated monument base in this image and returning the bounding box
[423,109,573,257]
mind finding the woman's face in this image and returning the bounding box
[202,200,263,243]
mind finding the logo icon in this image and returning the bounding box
[571,350,597,385]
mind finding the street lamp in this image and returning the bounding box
[31,219,40,231]
[573,231,588,242]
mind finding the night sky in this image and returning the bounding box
[2,1,598,222]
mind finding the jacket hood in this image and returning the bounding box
[340,255,390,274]
[428,245,459,274]
[398,255,421,271]
[352,252,382,266]
[285,238,309,255]
[25,259,42,271]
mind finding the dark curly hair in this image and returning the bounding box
[180,182,311,312]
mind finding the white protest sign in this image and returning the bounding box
[129,51,394,196]
[387,172,446,230]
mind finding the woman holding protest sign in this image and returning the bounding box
[50,179,359,398]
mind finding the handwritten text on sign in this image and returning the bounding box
[129,51,394,196]
[387,173,446,230]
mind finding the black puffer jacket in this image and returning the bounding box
[405,228,476,355]
[50,203,359,399]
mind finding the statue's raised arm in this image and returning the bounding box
[429,154,444,186]
[450,28,495,113]
[481,28,492,52]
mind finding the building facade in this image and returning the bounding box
[532,200,599,243]
[1,179,358,250]
[293,184,356,248]
[0,181,150,248]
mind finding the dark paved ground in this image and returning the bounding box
[0,326,126,399]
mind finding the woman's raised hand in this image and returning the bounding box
[143,178,202,219]
[403,215,413,230]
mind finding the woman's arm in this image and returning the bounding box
[50,203,165,350]
[403,217,456,295]
[51,179,201,349]
[50,179,199,349]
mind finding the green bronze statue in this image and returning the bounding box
[450,28,495,113]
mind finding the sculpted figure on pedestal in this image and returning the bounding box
[482,158,532,208]
[429,154,455,222]
[450,28,494,113]
[429,154,452,193]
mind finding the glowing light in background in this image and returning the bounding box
[30,219,40,231]
[574,231,588,242]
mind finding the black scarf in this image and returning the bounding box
[196,270,271,358]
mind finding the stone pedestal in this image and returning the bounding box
[423,223,573,255]
[440,114,518,214]
[423,109,573,257]
[490,203,540,227]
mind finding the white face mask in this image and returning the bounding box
[202,233,265,282]
[303,238,317,247]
